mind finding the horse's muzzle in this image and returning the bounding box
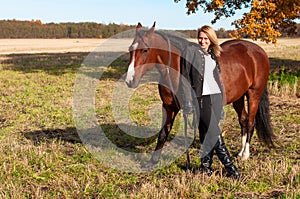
[125,79,138,88]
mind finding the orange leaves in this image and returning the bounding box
[214,0,225,8]
[233,0,299,43]
[175,0,300,44]
[245,0,298,43]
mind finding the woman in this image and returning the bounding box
[179,25,240,179]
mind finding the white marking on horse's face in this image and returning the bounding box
[126,42,139,84]
[132,42,138,51]
[126,57,135,83]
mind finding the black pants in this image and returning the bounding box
[197,93,223,158]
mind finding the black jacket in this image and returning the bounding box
[180,43,223,99]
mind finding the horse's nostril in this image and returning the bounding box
[125,80,133,88]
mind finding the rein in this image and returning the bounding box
[158,32,197,170]
[135,30,197,169]
[165,36,181,110]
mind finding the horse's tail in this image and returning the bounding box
[255,87,276,148]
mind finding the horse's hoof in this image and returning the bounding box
[237,152,249,161]
[237,152,243,157]
[241,155,249,161]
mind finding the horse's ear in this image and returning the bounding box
[152,21,156,28]
[136,22,142,30]
[147,21,156,36]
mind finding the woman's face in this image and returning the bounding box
[198,31,211,51]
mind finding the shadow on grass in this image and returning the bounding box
[0,52,130,79]
[2,52,299,78]
[23,123,158,152]
[22,124,198,172]
[23,127,82,144]
[269,57,300,74]
[22,123,195,156]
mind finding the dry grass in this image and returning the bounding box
[0,38,133,55]
[0,38,299,198]
[268,78,299,97]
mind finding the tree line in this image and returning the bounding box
[0,20,136,39]
[0,20,299,39]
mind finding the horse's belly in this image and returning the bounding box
[220,67,250,104]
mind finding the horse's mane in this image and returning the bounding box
[154,30,198,53]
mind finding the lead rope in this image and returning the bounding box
[164,36,194,170]
[165,37,180,110]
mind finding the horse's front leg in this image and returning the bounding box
[143,104,179,169]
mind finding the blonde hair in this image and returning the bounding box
[198,25,222,57]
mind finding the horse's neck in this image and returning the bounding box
[152,40,180,94]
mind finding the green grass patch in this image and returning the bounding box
[269,67,299,85]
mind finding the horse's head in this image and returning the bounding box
[125,22,157,88]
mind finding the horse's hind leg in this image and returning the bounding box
[143,105,179,168]
[232,96,249,159]
[242,90,261,160]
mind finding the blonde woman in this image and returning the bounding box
[179,25,240,179]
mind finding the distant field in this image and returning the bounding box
[1,38,299,76]
[0,38,300,55]
[0,38,133,54]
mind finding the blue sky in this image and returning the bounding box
[0,0,247,30]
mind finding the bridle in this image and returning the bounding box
[130,31,176,106]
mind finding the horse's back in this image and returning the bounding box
[219,40,270,104]
[221,39,268,60]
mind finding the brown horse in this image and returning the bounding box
[125,22,275,167]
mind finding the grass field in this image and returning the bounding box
[0,38,299,198]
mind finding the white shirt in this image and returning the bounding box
[202,54,221,95]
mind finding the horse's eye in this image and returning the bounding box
[143,49,148,53]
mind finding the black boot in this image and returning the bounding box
[214,135,240,179]
[198,149,214,176]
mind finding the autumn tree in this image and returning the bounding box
[174,0,300,43]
